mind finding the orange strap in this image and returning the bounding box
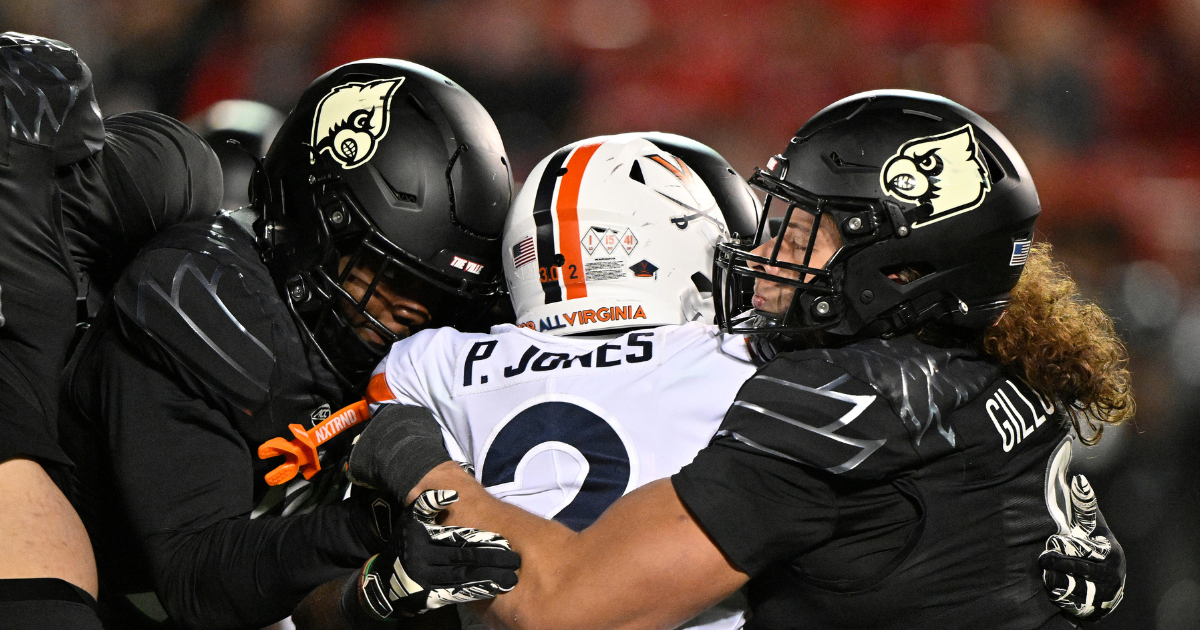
[257,398,371,486]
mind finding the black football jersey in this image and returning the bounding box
[1,105,221,470]
[59,215,379,629]
[673,335,1073,630]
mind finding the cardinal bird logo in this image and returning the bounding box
[310,77,405,169]
[880,124,991,227]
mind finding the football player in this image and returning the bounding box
[57,59,519,629]
[350,91,1130,630]
[186,99,285,212]
[329,133,760,629]
[0,32,224,630]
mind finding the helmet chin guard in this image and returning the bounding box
[505,134,736,336]
[715,90,1040,342]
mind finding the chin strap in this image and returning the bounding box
[257,372,397,486]
[856,292,965,339]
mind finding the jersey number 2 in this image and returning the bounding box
[480,401,631,531]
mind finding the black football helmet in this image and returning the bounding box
[254,59,513,385]
[715,90,1040,341]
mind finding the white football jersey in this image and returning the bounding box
[371,321,759,630]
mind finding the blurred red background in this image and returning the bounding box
[5,0,1198,626]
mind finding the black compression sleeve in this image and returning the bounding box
[150,501,378,630]
[87,326,380,630]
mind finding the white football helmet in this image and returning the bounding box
[504,134,731,335]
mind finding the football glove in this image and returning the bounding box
[1039,474,1125,621]
[351,489,520,620]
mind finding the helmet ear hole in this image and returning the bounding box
[880,262,936,286]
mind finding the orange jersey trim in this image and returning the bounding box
[364,372,395,404]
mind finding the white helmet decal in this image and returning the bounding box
[310,77,405,169]
[881,124,991,227]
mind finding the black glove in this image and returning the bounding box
[1039,474,1125,621]
[348,403,451,502]
[346,489,520,620]
[0,32,104,165]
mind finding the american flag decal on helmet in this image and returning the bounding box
[512,236,536,268]
[1010,239,1032,266]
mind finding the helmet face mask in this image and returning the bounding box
[255,59,513,385]
[715,159,858,338]
[715,90,1041,343]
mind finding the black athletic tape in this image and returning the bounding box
[348,404,450,501]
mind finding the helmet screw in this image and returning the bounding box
[897,225,909,237]
[308,174,317,184]
[860,290,874,304]
[848,217,863,231]
[815,300,831,315]
[289,283,306,301]
[330,210,346,226]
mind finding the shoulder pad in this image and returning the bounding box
[99,111,223,242]
[111,218,287,414]
[719,357,907,479]
[0,33,104,164]
[378,326,479,405]
[804,337,1001,448]
[717,337,1003,479]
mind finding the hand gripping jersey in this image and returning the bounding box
[372,322,759,630]
[672,335,1075,630]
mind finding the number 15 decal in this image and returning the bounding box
[478,395,639,531]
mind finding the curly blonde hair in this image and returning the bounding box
[981,242,1134,444]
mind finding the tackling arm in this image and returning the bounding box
[408,462,748,630]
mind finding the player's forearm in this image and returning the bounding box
[149,501,379,630]
[291,567,471,630]
[409,462,582,630]
[410,464,742,630]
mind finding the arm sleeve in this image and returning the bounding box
[96,328,379,630]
